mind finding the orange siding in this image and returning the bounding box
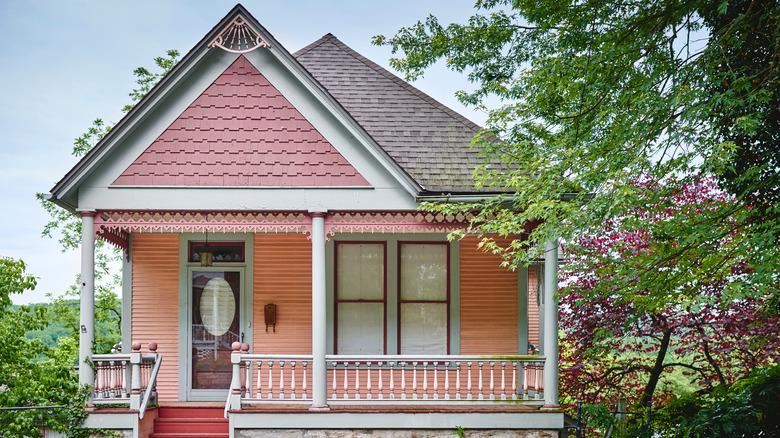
[253,234,312,354]
[528,267,541,353]
[459,236,518,354]
[131,234,180,402]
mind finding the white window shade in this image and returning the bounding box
[400,303,447,354]
[337,303,384,354]
[337,244,384,300]
[400,244,447,300]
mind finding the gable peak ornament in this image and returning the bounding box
[209,14,269,54]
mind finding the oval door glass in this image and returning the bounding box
[192,271,240,390]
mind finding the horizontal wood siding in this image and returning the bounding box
[527,267,541,353]
[459,236,518,354]
[254,234,312,354]
[131,234,179,401]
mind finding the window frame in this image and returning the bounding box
[333,241,388,354]
[397,241,451,355]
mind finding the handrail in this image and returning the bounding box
[228,348,546,410]
[138,351,162,419]
[91,341,161,420]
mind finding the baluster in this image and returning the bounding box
[478,361,484,400]
[401,362,407,400]
[290,361,297,400]
[501,361,506,400]
[444,362,450,400]
[279,360,285,399]
[422,362,428,400]
[412,361,418,400]
[332,361,338,399]
[267,361,274,399]
[343,362,349,400]
[257,360,263,398]
[456,362,461,399]
[512,362,518,400]
[354,361,361,400]
[377,361,383,400]
[302,361,308,399]
[537,365,544,399]
[112,361,120,397]
[466,361,472,400]
[489,361,495,400]
[389,362,395,400]
[366,361,372,400]
[433,362,439,400]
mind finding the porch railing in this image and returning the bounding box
[91,341,162,419]
[226,343,545,411]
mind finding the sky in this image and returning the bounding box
[0,0,488,304]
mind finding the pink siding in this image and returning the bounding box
[131,234,180,401]
[459,236,519,354]
[253,234,312,354]
[527,267,541,353]
[113,55,370,187]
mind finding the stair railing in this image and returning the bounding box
[92,341,162,419]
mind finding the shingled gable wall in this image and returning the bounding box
[113,55,370,188]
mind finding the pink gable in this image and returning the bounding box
[112,56,370,187]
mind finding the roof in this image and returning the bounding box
[49,5,499,212]
[113,56,370,187]
[294,34,490,194]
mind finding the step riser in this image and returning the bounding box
[152,407,229,438]
[157,407,225,418]
[154,423,228,433]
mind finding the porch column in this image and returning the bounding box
[79,211,97,387]
[543,239,559,407]
[310,211,329,410]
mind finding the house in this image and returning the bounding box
[47,4,564,437]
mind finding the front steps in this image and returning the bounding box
[150,406,228,438]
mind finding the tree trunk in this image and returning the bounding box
[637,330,672,409]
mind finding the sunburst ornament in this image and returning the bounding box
[208,15,269,54]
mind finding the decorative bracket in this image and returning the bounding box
[208,14,269,54]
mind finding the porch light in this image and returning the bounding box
[200,231,213,267]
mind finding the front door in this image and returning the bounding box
[188,269,243,400]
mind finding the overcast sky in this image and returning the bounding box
[0,1,488,304]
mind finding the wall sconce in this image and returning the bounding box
[201,230,213,267]
[264,303,277,332]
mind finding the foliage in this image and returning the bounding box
[34,49,180,362]
[557,175,780,428]
[655,364,780,437]
[0,257,80,437]
[374,0,780,302]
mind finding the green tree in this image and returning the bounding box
[374,0,780,303]
[36,50,180,363]
[0,257,80,437]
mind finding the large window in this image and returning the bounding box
[333,240,450,355]
[399,242,449,354]
[335,242,386,354]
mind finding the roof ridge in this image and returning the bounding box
[319,35,483,134]
[293,33,337,58]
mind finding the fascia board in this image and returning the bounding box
[48,5,248,210]
[238,15,422,197]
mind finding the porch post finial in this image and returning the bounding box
[309,210,329,410]
[79,211,97,388]
[543,239,560,407]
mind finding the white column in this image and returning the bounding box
[543,239,559,407]
[309,211,329,410]
[79,211,96,387]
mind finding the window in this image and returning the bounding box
[334,242,386,354]
[398,242,449,354]
[333,240,451,355]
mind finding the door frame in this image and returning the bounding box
[178,233,254,401]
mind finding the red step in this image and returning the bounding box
[150,406,228,438]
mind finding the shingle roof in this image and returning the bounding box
[113,56,370,187]
[294,34,490,194]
